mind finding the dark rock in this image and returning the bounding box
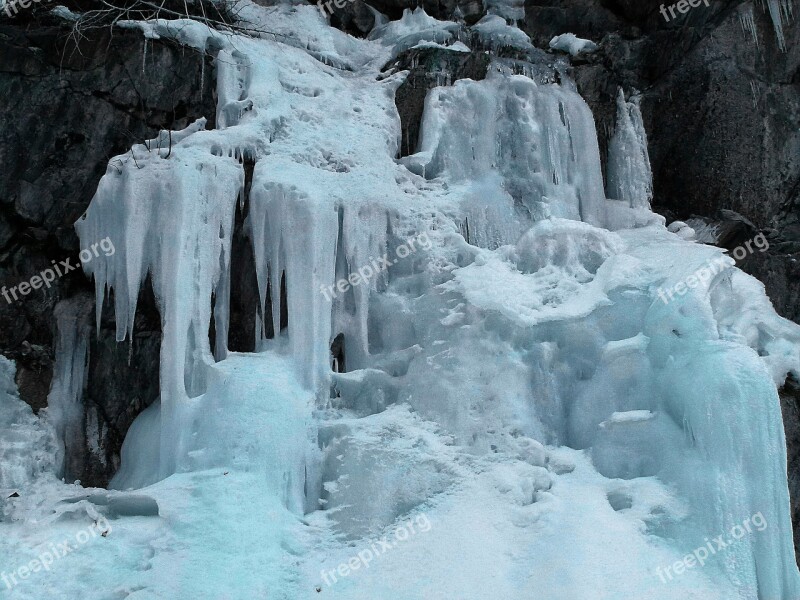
[782,375,800,564]
[325,0,376,37]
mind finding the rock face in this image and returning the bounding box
[782,376,800,562]
[0,15,216,486]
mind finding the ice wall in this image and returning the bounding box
[420,219,800,598]
[78,20,406,486]
[606,89,653,210]
[405,71,607,227]
[63,9,800,599]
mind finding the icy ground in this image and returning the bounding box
[2,2,800,599]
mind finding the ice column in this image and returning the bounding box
[46,294,93,479]
[606,89,653,210]
[248,171,339,391]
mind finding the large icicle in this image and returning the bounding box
[762,0,793,51]
[247,175,339,391]
[76,121,244,478]
[606,89,653,210]
[45,295,93,479]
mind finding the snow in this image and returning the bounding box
[2,1,800,599]
[370,8,460,57]
[549,33,598,56]
[600,410,655,427]
[410,39,471,52]
[483,0,525,21]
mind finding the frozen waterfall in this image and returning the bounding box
[1,4,799,600]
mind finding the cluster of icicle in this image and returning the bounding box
[739,0,794,51]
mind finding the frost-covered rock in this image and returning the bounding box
[549,33,598,56]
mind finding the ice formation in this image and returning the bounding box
[45,296,93,478]
[549,33,598,56]
[739,2,760,46]
[2,2,800,599]
[0,357,57,493]
[606,89,653,210]
[404,71,607,230]
[738,0,794,50]
[763,0,793,51]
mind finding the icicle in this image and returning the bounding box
[739,2,760,46]
[46,294,93,479]
[76,129,245,478]
[761,0,792,51]
[200,50,205,99]
[247,171,339,390]
[606,88,653,210]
